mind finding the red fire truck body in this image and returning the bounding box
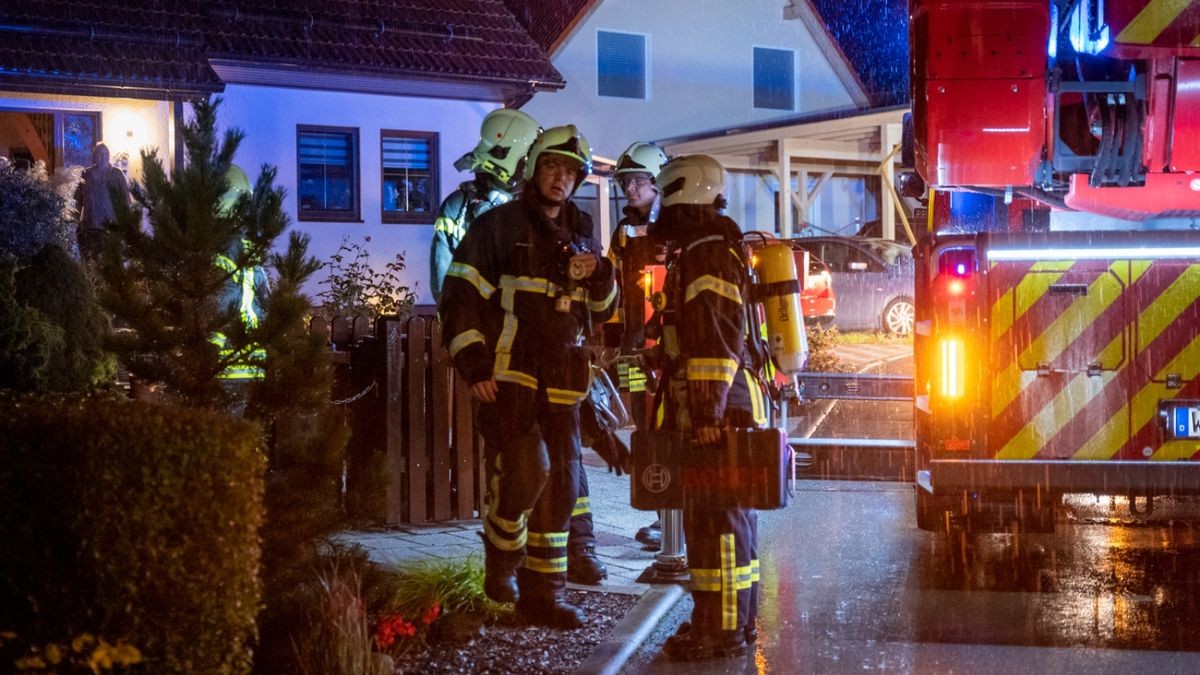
[908,0,1200,530]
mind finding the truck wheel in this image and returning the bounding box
[882,297,915,336]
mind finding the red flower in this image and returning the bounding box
[421,603,441,625]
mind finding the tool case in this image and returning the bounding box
[630,428,791,510]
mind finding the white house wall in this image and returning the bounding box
[215,84,497,305]
[520,0,857,161]
[0,91,170,182]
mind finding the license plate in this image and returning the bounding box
[1172,407,1200,438]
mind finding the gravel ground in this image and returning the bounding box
[392,590,639,674]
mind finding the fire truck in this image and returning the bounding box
[907,0,1200,531]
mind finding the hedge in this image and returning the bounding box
[0,393,265,673]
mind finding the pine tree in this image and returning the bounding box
[98,97,325,410]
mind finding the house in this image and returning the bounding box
[0,0,572,304]
[515,0,913,240]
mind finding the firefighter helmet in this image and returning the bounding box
[524,124,593,191]
[455,108,540,186]
[219,164,252,215]
[655,154,726,209]
[615,141,668,179]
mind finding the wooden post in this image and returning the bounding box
[403,317,429,524]
[429,319,452,521]
[384,318,406,524]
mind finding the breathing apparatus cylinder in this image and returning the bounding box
[755,243,808,376]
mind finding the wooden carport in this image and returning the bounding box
[657,105,915,243]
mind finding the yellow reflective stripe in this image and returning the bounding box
[524,555,568,574]
[1115,0,1189,45]
[690,568,723,592]
[748,558,760,583]
[546,387,588,405]
[685,275,743,305]
[744,371,766,425]
[484,520,527,551]
[527,531,569,548]
[447,262,496,299]
[488,509,526,534]
[495,369,538,390]
[587,284,618,313]
[720,534,737,631]
[449,329,486,357]
[214,254,236,273]
[434,215,465,238]
[687,358,738,384]
[572,496,591,516]
[499,275,552,303]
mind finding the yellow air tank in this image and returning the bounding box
[755,243,809,375]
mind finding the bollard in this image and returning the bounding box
[637,508,688,583]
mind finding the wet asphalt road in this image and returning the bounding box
[623,343,1200,674]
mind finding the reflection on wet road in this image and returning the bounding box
[628,343,1200,673]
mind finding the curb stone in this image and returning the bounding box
[575,584,686,675]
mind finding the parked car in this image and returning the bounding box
[788,236,915,335]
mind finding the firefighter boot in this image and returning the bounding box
[567,543,608,585]
[484,560,519,603]
[515,597,586,630]
[663,628,746,661]
[674,620,757,644]
[636,519,662,551]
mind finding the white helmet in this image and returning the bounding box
[523,124,593,191]
[655,154,726,208]
[615,141,668,179]
[455,109,540,186]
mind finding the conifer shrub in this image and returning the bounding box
[0,393,265,674]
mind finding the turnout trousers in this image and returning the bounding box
[662,376,762,638]
[480,382,582,602]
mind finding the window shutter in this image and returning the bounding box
[597,31,646,99]
[383,136,431,170]
[754,47,794,111]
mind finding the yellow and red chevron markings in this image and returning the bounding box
[987,257,1200,462]
[1111,0,1200,49]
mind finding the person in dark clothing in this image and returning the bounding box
[646,155,767,660]
[610,141,671,551]
[74,142,130,262]
[439,125,618,629]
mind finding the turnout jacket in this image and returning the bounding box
[661,214,763,428]
[429,178,512,302]
[439,195,619,404]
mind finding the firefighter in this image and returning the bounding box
[646,155,765,660]
[429,110,612,586]
[439,125,618,628]
[429,108,539,303]
[613,141,670,551]
[212,165,268,396]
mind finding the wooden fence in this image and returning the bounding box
[313,306,483,525]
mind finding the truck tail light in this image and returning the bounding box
[939,337,965,399]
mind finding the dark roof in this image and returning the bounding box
[806,0,909,107]
[501,0,596,53]
[0,0,565,101]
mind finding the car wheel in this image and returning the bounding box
[882,297,915,335]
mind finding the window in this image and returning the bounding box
[0,109,100,171]
[297,125,360,221]
[753,47,795,111]
[597,30,646,99]
[381,130,438,223]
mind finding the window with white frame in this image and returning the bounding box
[381,130,438,223]
[753,47,795,111]
[597,30,646,99]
